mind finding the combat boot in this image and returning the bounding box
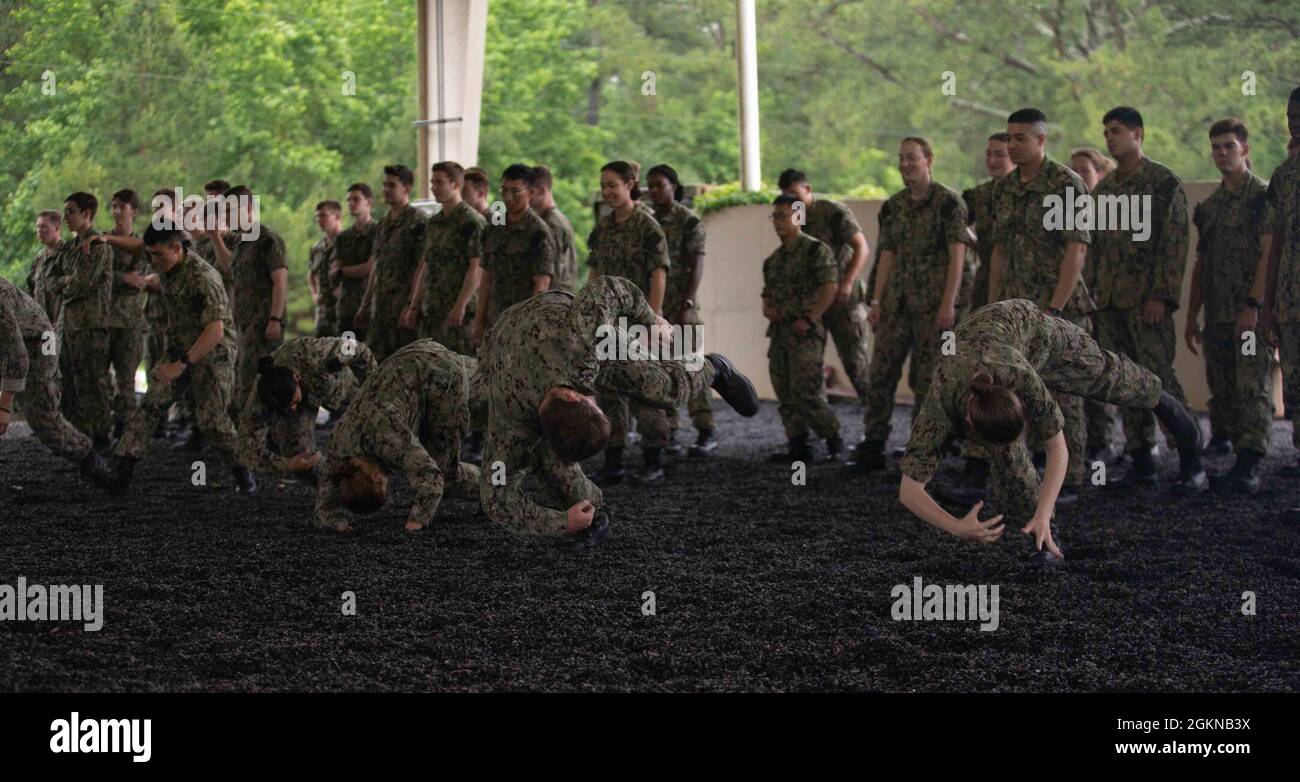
[111,456,137,492]
[1202,436,1233,458]
[635,447,665,485]
[846,439,886,473]
[1086,442,1123,466]
[1152,391,1205,456]
[1172,449,1209,495]
[823,435,844,463]
[92,432,113,454]
[79,449,116,491]
[232,465,258,494]
[1114,447,1158,487]
[705,353,759,416]
[942,457,989,504]
[1227,448,1263,495]
[767,436,812,464]
[663,431,684,459]
[1023,519,1065,564]
[461,430,484,465]
[689,428,718,458]
[591,447,626,486]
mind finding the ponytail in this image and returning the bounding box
[256,356,298,413]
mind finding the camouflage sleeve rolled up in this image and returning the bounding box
[899,383,952,484]
[1150,173,1190,307]
[830,200,864,253]
[0,283,31,393]
[876,200,898,255]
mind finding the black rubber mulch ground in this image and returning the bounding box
[1,401,1297,692]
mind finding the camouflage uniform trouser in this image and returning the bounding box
[366,309,417,364]
[109,326,145,423]
[15,336,93,464]
[61,328,113,439]
[116,346,241,466]
[768,325,839,441]
[666,314,715,436]
[1084,315,1119,454]
[232,324,282,420]
[1204,321,1272,454]
[1274,323,1300,451]
[862,301,957,442]
[988,316,1163,526]
[822,297,870,403]
[146,316,167,370]
[1094,306,1189,454]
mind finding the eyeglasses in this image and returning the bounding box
[499,187,528,197]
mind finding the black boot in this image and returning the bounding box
[111,456,137,492]
[705,354,759,417]
[1202,436,1233,458]
[1116,447,1158,487]
[689,428,718,458]
[112,419,125,443]
[570,508,614,552]
[461,430,483,465]
[1024,520,1064,563]
[1153,391,1205,456]
[174,428,206,452]
[591,447,626,486]
[79,449,116,490]
[823,435,844,463]
[635,447,665,485]
[1227,448,1263,494]
[1172,448,1209,494]
[1086,442,1122,466]
[767,436,812,464]
[232,465,258,494]
[942,458,990,504]
[846,439,886,473]
[92,432,113,454]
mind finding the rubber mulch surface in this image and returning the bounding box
[1,401,1297,692]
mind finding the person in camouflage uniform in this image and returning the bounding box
[978,110,1093,503]
[313,339,480,533]
[473,164,559,344]
[854,139,974,472]
[898,300,1204,561]
[476,274,757,543]
[0,278,115,487]
[1088,106,1200,490]
[112,226,257,493]
[356,165,426,362]
[778,169,871,410]
[586,161,672,485]
[238,336,374,481]
[405,161,484,356]
[963,133,1016,315]
[217,185,289,421]
[307,200,342,338]
[331,183,378,342]
[1259,88,1300,504]
[647,164,716,460]
[51,192,115,450]
[762,195,842,463]
[27,210,64,323]
[1185,118,1273,494]
[1069,147,1121,465]
[105,190,149,437]
[530,165,578,293]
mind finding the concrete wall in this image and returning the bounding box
[697,183,1282,414]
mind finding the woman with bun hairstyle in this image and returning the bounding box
[898,299,1206,560]
[236,335,375,481]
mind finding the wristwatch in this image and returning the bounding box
[682,299,696,310]
[269,316,284,323]
[179,353,193,368]
[1246,297,1261,310]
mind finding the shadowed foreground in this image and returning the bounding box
[1,401,1297,692]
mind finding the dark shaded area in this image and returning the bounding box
[1,401,1296,692]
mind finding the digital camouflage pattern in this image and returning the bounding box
[1267,154,1300,448]
[229,223,288,416]
[237,336,374,475]
[106,230,146,423]
[0,278,92,463]
[315,339,480,529]
[192,230,238,299]
[477,276,714,534]
[654,199,713,434]
[332,220,377,335]
[482,207,557,325]
[538,206,578,294]
[26,246,63,328]
[803,197,870,402]
[962,177,1000,307]
[1194,171,1273,454]
[1089,157,1191,454]
[116,249,242,467]
[51,229,114,437]
[420,200,485,354]
[361,204,426,361]
[901,300,1163,523]
[586,207,670,297]
[862,183,973,442]
[763,232,840,440]
[309,234,337,337]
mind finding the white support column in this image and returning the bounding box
[735,0,761,192]
[417,0,489,200]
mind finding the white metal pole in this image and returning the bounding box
[735,0,761,191]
